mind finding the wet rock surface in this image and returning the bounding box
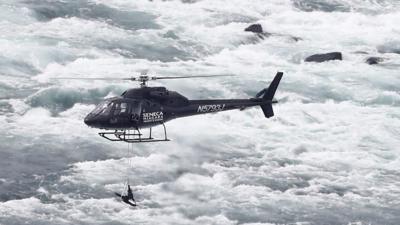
[366,57,385,65]
[305,52,343,62]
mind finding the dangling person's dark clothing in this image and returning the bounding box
[115,185,136,207]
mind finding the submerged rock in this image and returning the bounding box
[290,36,302,42]
[25,0,159,30]
[305,52,342,63]
[244,23,301,42]
[292,0,350,13]
[353,51,369,55]
[377,42,400,54]
[366,57,384,65]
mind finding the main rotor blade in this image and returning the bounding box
[1,74,31,79]
[51,77,136,81]
[152,74,235,80]
[49,74,234,83]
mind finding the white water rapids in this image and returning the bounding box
[0,0,399,224]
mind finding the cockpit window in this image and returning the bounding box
[91,101,108,115]
[91,101,113,116]
[113,103,120,115]
[102,102,113,115]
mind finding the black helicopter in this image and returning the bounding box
[67,72,283,143]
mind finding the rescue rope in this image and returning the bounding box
[126,130,132,186]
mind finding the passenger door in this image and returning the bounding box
[130,101,142,122]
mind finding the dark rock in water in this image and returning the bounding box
[245,24,263,33]
[244,24,271,40]
[305,52,342,63]
[366,57,384,65]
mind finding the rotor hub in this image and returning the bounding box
[138,75,150,87]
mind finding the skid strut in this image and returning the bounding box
[98,124,170,143]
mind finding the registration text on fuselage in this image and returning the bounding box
[197,104,225,113]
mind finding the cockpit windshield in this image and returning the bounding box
[91,101,113,116]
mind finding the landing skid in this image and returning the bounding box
[98,123,170,143]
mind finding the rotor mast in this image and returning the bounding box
[138,75,151,87]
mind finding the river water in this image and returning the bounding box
[0,0,399,224]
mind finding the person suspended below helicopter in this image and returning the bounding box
[115,183,136,207]
[115,141,137,207]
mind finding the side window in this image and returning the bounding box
[113,103,120,115]
[120,103,127,114]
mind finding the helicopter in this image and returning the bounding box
[62,72,283,143]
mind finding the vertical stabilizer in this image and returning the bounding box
[259,72,283,118]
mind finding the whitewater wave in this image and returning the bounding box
[25,85,126,114]
[0,0,399,224]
